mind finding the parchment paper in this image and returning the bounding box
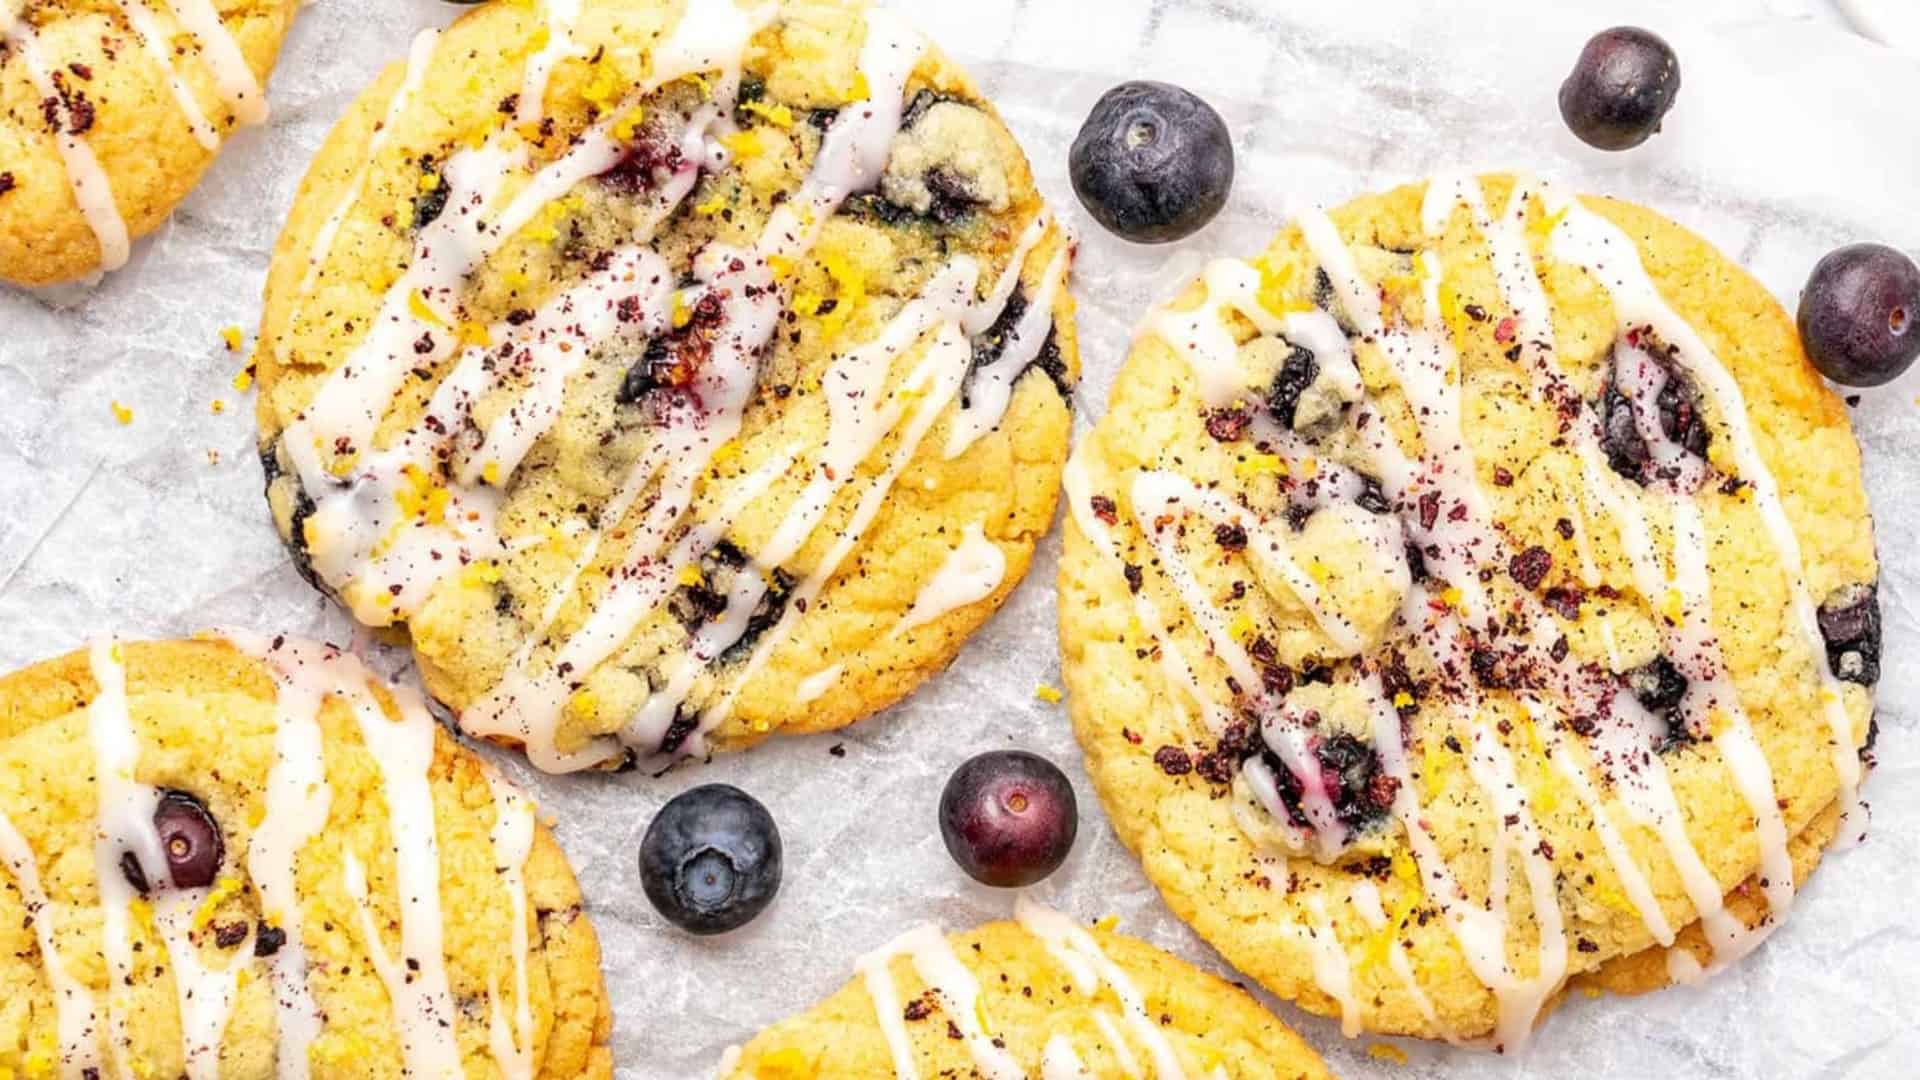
[1,0,1915,1076]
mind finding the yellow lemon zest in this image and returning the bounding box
[1392,691,1415,710]
[676,563,706,587]
[416,172,440,193]
[765,254,794,279]
[740,99,795,127]
[460,561,504,588]
[1440,585,1463,608]
[566,688,598,721]
[612,106,646,141]
[583,63,622,108]
[210,399,226,415]
[792,292,824,317]
[1368,1043,1410,1065]
[754,1047,812,1080]
[671,292,694,328]
[1234,453,1287,479]
[694,192,729,216]
[685,72,713,98]
[1661,588,1685,625]
[481,461,503,486]
[219,325,244,351]
[1034,683,1063,704]
[233,368,254,392]
[721,128,766,160]
[817,249,866,337]
[1093,914,1119,933]
[1228,611,1256,642]
[457,321,492,348]
[110,400,134,425]
[407,289,443,326]
[395,465,449,525]
[192,876,247,931]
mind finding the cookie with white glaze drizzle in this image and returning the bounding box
[1057,174,1878,1046]
[0,0,298,285]
[0,636,612,1077]
[253,0,1077,773]
[718,898,1335,1079]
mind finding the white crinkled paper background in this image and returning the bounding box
[1,0,1916,1076]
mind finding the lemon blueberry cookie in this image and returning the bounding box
[0,636,613,1077]
[1056,173,1879,1046]
[0,0,297,285]
[253,0,1077,773]
[719,898,1335,1080]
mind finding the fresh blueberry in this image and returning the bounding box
[1558,27,1681,151]
[939,751,1077,887]
[639,784,782,935]
[1069,81,1233,244]
[154,790,224,891]
[1797,244,1920,387]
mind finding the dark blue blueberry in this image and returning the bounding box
[1798,244,1920,388]
[640,784,782,935]
[1069,81,1233,244]
[1266,344,1319,430]
[1558,27,1681,151]
[939,751,1077,887]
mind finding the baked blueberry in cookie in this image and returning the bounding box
[0,637,612,1077]
[1058,174,1878,1045]
[719,901,1335,1079]
[253,0,1077,772]
[0,0,301,285]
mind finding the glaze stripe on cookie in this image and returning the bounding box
[1063,174,1875,1046]
[272,0,1069,771]
[0,8,130,271]
[0,637,606,1076]
[114,0,223,149]
[859,924,1022,1080]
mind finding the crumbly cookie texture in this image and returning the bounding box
[721,906,1335,1079]
[0,637,613,1077]
[0,0,299,285]
[1057,173,1878,1046]
[253,0,1076,773]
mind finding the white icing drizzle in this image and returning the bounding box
[115,0,221,149]
[518,0,583,125]
[795,663,844,703]
[0,11,129,271]
[485,771,538,1080]
[1090,1010,1142,1079]
[296,27,441,297]
[1545,189,1866,841]
[1015,896,1185,1080]
[166,0,268,126]
[1041,1034,1091,1080]
[858,923,1021,1080]
[338,668,462,1079]
[0,806,104,1078]
[897,521,1005,634]
[1348,881,1438,1028]
[86,640,247,1080]
[1302,894,1361,1038]
[225,632,335,1080]
[946,242,1071,458]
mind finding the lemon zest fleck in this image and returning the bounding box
[219,325,244,351]
[740,99,794,128]
[110,400,133,425]
[233,368,255,392]
[1034,683,1063,704]
[1368,1043,1410,1065]
[694,192,729,217]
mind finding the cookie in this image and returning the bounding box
[718,898,1335,1079]
[0,0,298,285]
[1056,173,1879,1046]
[0,636,613,1077]
[253,0,1076,773]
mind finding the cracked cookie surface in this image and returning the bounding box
[254,0,1075,773]
[1057,174,1878,1045]
[0,636,612,1077]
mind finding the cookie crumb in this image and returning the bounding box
[1367,1043,1409,1065]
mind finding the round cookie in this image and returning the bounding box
[0,636,613,1077]
[253,0,1077,773]
[0,0,299,285]
[1056,173,1878,1046]
[720,899,1336,1079]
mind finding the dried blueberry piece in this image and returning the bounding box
[1818,583,1881,686]
[1655,364,1711,459]
[411,173,450,232]
[617,293,725,404]
[1624,657,1692,750]
[154,790,224,890]
[255,924,288,958]
[1599,380,1652,483]
[1355,476,1393,515]
[1558,27,1682,151]
[1268,733,1395,836]
[597,134,686,198]
[1266,344,1319,430]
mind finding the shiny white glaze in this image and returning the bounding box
[116,0,221,149]
[946,242,1071,458]
[486,771,538,1080]
[858,923,1021,1080]
[1015,896,1185,1080]
[897,521,1005,634]
[167,0,267,126]
[0,806,103,1078]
